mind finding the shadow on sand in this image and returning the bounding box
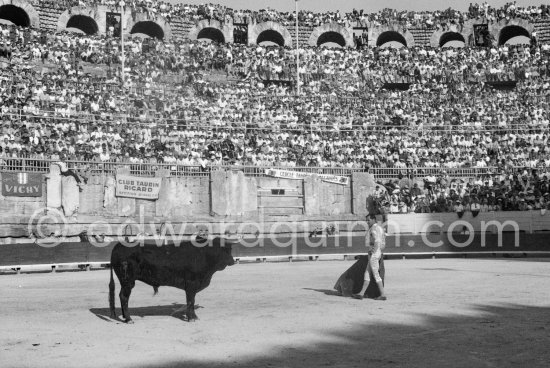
[128,303,550,368]
[302,287,342,296]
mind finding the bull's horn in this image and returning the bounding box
[123,224,135,237]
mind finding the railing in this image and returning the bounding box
[224,165,365,178]
[3,108,550,133]
[0,158,212,177]
[370,166,514,180]
[1,158,546,180]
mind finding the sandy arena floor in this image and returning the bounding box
[1,258,549,368]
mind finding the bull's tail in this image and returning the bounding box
[109,264,116,319]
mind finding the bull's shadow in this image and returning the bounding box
[90,304,203,322]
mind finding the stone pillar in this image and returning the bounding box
[154,169,174,218]
[46,164,62,209]
[116,168,135,217]
[79,175,103,214]
[210,170,258,217]
[61,175,80,217]
[303,174,321,215]
[351,172,376,215]
[103,175,117,214]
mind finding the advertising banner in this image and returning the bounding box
[2,172,43,197]
[116,175,162,200]
[265,169,349,185]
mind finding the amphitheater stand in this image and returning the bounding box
[409,27,433,47]
[296,24,314,47]
[37,3,64,33]
[203,72,239,85]
[534,19,550,44]
[170,16,196,40]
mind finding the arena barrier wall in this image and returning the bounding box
[1,232,549,270]
[2,168,550,270]
[0,169,369,227]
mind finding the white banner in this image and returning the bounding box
[116,175,163,200]
[264,169,349,185]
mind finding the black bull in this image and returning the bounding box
[109,237,235,323]
[334,255,385,298]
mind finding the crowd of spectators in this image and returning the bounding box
[1,25,550,172]
[373,168,550,214]
[1,3,550,213]
[4,19,550,91]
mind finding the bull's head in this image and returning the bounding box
[220,243,235,269]
[209,237,236,270]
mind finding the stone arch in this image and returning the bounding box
[308,23,354,48]
[317,32,345,47]
[188,19,232,44]
[428,24,469,48]
[482,19,533,46]
[66,15,98,35]
[370,26,414,48]
[498,24,530,45]
[197,27,224,43]
[376,31,407,47]
[439,31,466,47]
[130,21,164,39]
[126,13,172,40]
[249,21,292,47]
[0,0,39,28]
[257,29,285,46]
[57,7,101,35]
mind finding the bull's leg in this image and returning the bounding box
[185,290,198,322]
[119,282,135,324]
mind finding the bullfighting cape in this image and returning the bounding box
[334,256,369,296]
[333,255,385,298]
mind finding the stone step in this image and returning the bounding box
[169,17,195,39]
[38,5,64,32]
[534,19,550,43]
[409,28,433,47]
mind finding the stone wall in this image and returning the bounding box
[0,169,376,239]
[6,166,550,242]
[0,172,46,238]
[0,0,532,46]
